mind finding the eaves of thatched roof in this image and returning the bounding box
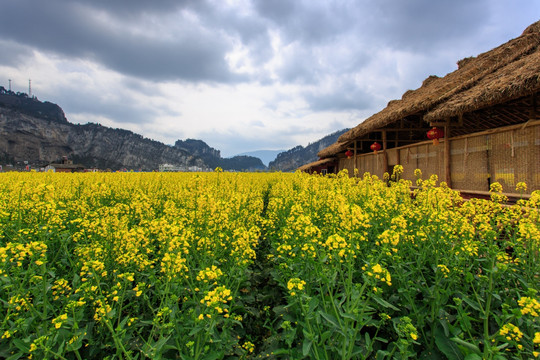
[337,20,540,144]
[317,141,349,158]
[424,44,540,122]
[297,157,337,171]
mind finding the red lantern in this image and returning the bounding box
[427,127,444,145]
[345,150,353,159]
[370,142,381,154]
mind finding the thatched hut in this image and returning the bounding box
[297,157,338,175]
[303,20,540,194]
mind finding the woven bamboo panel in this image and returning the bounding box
[488,124,539,192]
[399,147,419,181]
[450,135,489,191]
[338,124,539,193]
[402,144,443,181]
[449,124,539,192]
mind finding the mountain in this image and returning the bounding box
[0,87,207,171]
[268,129,350,171]
[174,139,266,171]
[235,150,285,166]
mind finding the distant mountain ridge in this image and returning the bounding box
[174,139,266,171]
[0,87,265,171]
[269,129,350,171]
[235,150,285,166]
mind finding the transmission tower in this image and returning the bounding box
[29,79,32,97]
[8,79,11,91]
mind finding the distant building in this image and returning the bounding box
[159,163,184,172]
[159,164,206,172]
[45,156,85,173]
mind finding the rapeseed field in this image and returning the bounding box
[0,169,538,359]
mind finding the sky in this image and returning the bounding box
[0,1,538,157]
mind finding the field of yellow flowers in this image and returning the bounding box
[0,169,538,359]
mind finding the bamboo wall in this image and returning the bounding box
[339,123,540,194]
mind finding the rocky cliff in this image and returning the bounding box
[268,128,349,171]
[0,105,206,171]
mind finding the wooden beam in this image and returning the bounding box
[382,130,389,175]
[353,141,357,172]
[429,120,451,127]
[444,123,452,187]
[530,92,537,120]
[372,127,431,132]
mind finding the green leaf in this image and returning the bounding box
[319,311,340,329]
[364,332,371,348]
[6,352,23,360]
[202,351,224,360]
[308,297,319,313]
[188,326,204,336]
[372,296,399,311]
[153,336,171,353]
[12,339,29,353]
[439,318,450,337]
[434,326,464,360]
[464,354,482,360]
[302,339,313,357]
[451,337,481,355]
[320,330,333,343]
[461,296,481,311]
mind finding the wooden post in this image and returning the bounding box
[530,93,537,120]
[444,123,452,187]
[382,130,389,175]
[353,141,357,173]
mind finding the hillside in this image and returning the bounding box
[235,150,284,166]
[0,89,206,171]
[268,129,350,171]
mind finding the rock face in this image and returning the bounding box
[268,129,350,171]
[0,101,206,171]
[0,88,68,124]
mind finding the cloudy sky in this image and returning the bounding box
[0,1,538,156]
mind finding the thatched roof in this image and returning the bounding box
[336,20,540,145]
[317,141,349,158]
[297,157,337,171]
[425,43,540,121]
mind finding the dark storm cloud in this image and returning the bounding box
[252,0,351,44]
[0,40,33,67]
[362,0,491,51]
[65,0,199,16]
[0,0,240,83]
[0,0,496,89]
[304,82,375,112]
[44,77,179,126]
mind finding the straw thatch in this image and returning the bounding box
[297,157,337,171]
[317,141,349,158]
[425,45,540,121]
[336,20,540,145]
